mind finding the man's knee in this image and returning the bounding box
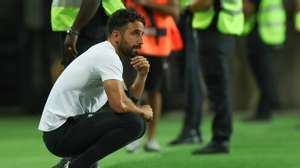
[121,113,146,139]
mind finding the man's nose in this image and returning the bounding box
[138,35,143,44]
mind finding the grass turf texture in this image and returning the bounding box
[0,112,299,168]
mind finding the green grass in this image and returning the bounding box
[0,112,299,168]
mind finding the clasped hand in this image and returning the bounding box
[130,56,150,77]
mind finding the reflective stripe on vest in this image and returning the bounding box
[295,11,300,32]
[51,0,125,31]
[192,0,243,35]
[258,0,286,45]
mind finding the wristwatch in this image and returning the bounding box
[67,27,80,36]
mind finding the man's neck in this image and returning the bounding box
[108,38,123,57]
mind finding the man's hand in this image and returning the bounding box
[131,56,150,77]
[139,105,153,121]
[64,34,79,61]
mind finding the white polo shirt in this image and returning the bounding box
[38,41,123,132]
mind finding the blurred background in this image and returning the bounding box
[1,0,300,115]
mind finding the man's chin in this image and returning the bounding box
[130,52,138,58]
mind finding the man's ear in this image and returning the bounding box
[112,30,121,44]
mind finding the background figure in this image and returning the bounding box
[243,0,286,121]
[169,0,202,145]
[169,0,243,155]
[125,0,183,152]
[39,9,153,168]
[51,0,125,67]
[50,0,125,167]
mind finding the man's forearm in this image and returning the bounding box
[120,96,152,121]
[121,96,144,113]
[72,0,99,32]
[130,74,147,99]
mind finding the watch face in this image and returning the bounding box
[67,28,79,35]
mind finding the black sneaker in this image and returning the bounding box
[192,141,229,155]
[169,129,202,145]
[52,158,99,168]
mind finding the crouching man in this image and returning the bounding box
[38,9,152,168]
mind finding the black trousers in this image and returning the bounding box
[246,28,280,118]
[43,108,146,168]
[183,27,235,142]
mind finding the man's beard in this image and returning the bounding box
[119,41,140,58]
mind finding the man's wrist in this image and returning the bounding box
[137,73,148,80]
[130,96,140,104]
[67,27,80,36]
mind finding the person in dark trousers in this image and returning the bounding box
[168,0,202,146]
[243,0,285,121]
[124,0,182,153]
[169,0,244,154]
[39,9,153,168]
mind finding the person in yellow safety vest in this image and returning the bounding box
[242,0,286,121]
[51,1,124,167]
[51,0,125,67]
[169,0,244,155]
[295,0,300,31]
[168,0,202,145]
[124,0,183,153]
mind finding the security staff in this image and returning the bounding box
[169,0,202,145]
[169,0,244,154]
[243,0,286,121]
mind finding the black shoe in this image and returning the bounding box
[52,158,99,168]
[192,141,229,155]
[169,129,202,145]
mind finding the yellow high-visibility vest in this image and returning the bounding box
[51,0,125,31]
[243,0,286,45]
[192,0,244,35]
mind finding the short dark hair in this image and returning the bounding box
[107,9,145,35]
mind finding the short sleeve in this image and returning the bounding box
[94,52,123,82]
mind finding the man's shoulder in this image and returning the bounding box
[91,41,116,56]
[88,41,121,66]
